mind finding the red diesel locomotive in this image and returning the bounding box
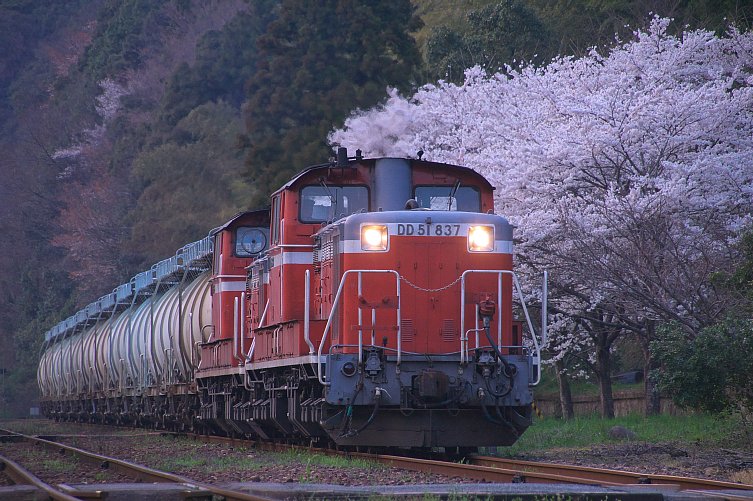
[39,150,545,451]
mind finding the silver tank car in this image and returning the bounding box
[37,237,212,422]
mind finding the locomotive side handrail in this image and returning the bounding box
[317,269,401,386]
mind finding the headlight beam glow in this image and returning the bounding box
[361,225,388,251]
[468,225,494,252]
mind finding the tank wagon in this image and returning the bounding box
[39,150,547,452]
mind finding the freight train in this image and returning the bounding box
[38,150,547,452]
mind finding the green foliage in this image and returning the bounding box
[421,0,753,81]
[1,291,74,418]
[81,0,163,79]
[528,0,753,57]
[711,230,753,311]
[0,0,92,130]
[242,0,423,203]
[426,0,553,81]
[158,4,276,128]
[412,0,496,52]
[129,101,256,263]
[499,412,740,455]
[651,230,753,415]
[651,320,753,414]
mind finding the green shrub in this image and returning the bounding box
[651,320,753,415]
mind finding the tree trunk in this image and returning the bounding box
[641,323,661,415]
[555,358,574,420]
[595,344,615,418]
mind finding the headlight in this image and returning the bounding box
[361,225,388,251]
[468,225,494,252]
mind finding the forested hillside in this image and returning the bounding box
[0,0,750,416]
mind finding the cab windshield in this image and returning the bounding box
[414,186,480,212]
[299,185,369,223]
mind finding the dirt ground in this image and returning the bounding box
[517,441,753,484]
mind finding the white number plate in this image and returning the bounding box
[395,223,462,236]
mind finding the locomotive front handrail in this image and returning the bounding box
[460,269,543,385]
[233,297,242,365]
[244,299,269,362]
[315,268,546,385]
[317,269,401,386]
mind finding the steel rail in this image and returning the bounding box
[353,452,629,485]
[10,423,753,497]
[184,431,753,494]
[185,434,607,484]
[186,434,639,486]
[469,455,753,492]
[0,428,274,501]
[0,453,82,501]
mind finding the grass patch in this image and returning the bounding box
[157,453,261,472]
[731,470,753,484]
[158,456,208,470]
[142,434,257,472]
[155,446,382,476]
[41,458,78,474]
[496,412,740,456]
[272,449,381,470]
[93,471,110,482]
[0,418,62,435]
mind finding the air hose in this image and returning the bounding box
[341,387,384,438]
[478,300,515,398]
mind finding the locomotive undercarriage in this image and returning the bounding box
[42,348,532,452]
[321,349,533,448]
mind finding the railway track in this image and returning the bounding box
[468,455,753,491]
[176,430,753,498]
[0,453,81,501]
[0,427,274,501]
[2,422,753,500]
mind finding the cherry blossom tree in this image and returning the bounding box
[330,17,753,417]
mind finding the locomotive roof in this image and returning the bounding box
[272,156,494,195]
[209,208,270,236]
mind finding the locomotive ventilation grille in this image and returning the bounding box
[442,319,456,342]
